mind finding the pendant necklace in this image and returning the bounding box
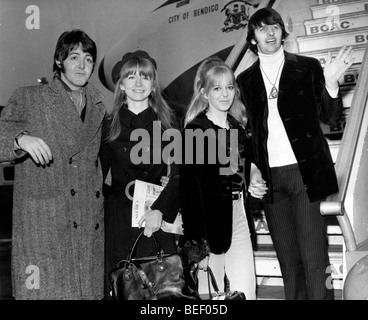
[260,59,284,99]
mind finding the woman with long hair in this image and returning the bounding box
[100,51,180,298]
[179,57,267,300]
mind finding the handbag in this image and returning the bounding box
[193,266,246,300]
[109,231,197,300]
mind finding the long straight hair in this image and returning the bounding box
[105,56,177,142]
[184,57,247,128]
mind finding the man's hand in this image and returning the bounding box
[324,45,355,91]
[16,134,52,165]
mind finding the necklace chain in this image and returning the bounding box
[260,60,284,99]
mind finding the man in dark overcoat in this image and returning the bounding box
[236,8,354,300]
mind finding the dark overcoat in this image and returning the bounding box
[99,106,180,289]
[237,51,342,202]
[0,78,106,299]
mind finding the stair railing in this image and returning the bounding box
[320,43,368,252]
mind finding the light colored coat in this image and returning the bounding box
[0,78,106,299]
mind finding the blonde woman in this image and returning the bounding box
[179,57,267,300]
[99,51,180,298]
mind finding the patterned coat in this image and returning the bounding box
[0,78,106,299]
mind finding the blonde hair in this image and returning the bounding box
[184,57,247,128]
[105,56,177,142]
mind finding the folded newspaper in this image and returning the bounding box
[132,179,183,235]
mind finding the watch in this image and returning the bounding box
[15,131,29,148]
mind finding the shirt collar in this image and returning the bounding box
[120,106,158,128]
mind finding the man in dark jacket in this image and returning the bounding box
[236,7,354,300]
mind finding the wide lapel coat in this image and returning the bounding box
[0,78,106,299]
[237,51,341,202]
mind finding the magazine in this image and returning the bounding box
[132,179,183,235]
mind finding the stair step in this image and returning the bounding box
[253,211,343,234]
[257,285,285,300]
[297,26,368,52]
[255,233,344,246]
[311,0,368,19]
[304,11,368,36]
[254,244,343,257]
[256,285,343,300]
[254,244,343,279]
[299,44,366,68]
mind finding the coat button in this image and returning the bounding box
[95,223,99,230]
[144,147,150,152]
[122,147,127,152]
[96,191,100,198]
[73,221,78,229]
[143,171,148,176]
[71,189,76,196]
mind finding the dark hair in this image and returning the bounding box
[246,7,289,55]
[53,29,97,74]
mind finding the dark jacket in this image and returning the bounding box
[99,107,180,261]
[237,51,342,202]
[179,112,252,254]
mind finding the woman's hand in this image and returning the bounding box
[249,163,268,199]
[160,175,170,188]
[138,208,163,238]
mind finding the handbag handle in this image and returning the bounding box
[127,231,162,262]
[193,266,220,299]
[206,267,221,299]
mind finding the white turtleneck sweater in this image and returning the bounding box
[259,46,297,167]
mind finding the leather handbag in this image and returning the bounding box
[109,231,197,300]
[193,266,246,300]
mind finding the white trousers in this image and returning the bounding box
[197,197,256,300]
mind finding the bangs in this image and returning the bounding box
[69,42,94,55]
[207,68,234,88]
[252,10,284,29]
[120,57,155,79]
